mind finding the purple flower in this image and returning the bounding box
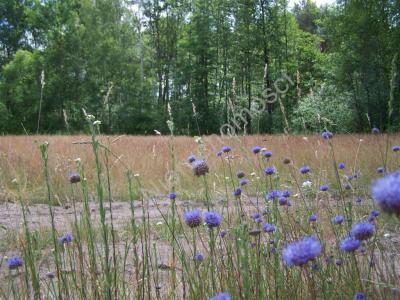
[355,197,363,203]
[263,223,276,233]
[371,171,400,216]
[168,192,177,200]
[239,179,248,186]
[7,256,23,269]
[321,130,333,139]
[331,215,345,225]
[368,210,379,222]
[338,162,346,170]
[184,209,202,228]
[279,197,287,205]
[351,222,375,240]
[354,292,366,300]
[219,230,227,238]
[335,258,342,266]
[209,292,231,300]
[222,146,231,153]
[266,190,281,200]
[263,150,273,158]
[192,160,209,176]
[309,214,317,222]
[300,165,310,174]
[194,253,204,262]
[376,167,384,174]
[372,127,380,134]
[264,166,276,175]
[187,155,196,163]
[340,237,361,252]
[319,185,329,192]
[217,151,223,157]
[204,211,222,228]
[252,146,262,154]
[282,190,291,198]
[233,187,242,197]
[392,145,400,152]
[69,172,81,184]
[236,171,245,178]
[58,233,73,244]
[282,237,322,267]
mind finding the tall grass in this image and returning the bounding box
[0,124,399,299]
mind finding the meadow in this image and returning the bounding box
[0,122,400,299]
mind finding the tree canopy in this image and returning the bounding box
[0,0,399,135]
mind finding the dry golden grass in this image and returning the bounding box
[0,134,399,203]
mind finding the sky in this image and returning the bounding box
[288,0,336,8]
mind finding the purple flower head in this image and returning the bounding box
[252,212,262,220]
[287,200,293,207]
[311,263,320,271]
[222,146,231,153]
[209,292,231,300]
[263,223,276,233]
[371,171,400,216]
[376,167,384,174]
[355,196,363,203]
[321,130,333,140]
[279,197,287,206]
[370,210,380,217]
[282,190,291,198]
[69,172,81,184]
[233,187,242,197]
[335,258,343,266]
[309,214,317,222]
[351,222,375,240]
[392,145,400,152]
[184,209,202,228]
[282,236,322,267]
[217,151,223,157]
[58,233,73,244]
[7,256,23,269]
[346,175,354,181]
[319,185,329,192]
[252,146,262,154]
[372,127,380,134]
[168,192,177,200]
[354,292,366,300]
[264,166,276,175]
[194,253,204,262]
[219,230,227,238]
[187,155,196,163]
[331,215,345,225]
[266,190,281,200]
[204,211,222,228]
[300,165,310,174]
[192,160,209,176]
[338,162,346,170]
[239,179,248,186]
[340,237,361,252]
[263,150,273,158]
[236,171,245,178]
[254,217,263,223]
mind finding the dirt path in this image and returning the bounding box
[0,200,186,232]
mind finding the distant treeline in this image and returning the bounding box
[1,0,400,135]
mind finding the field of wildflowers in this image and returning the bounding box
[0,116,399,299]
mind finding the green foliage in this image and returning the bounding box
[292,84,355,133]
[0,0,399,134]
